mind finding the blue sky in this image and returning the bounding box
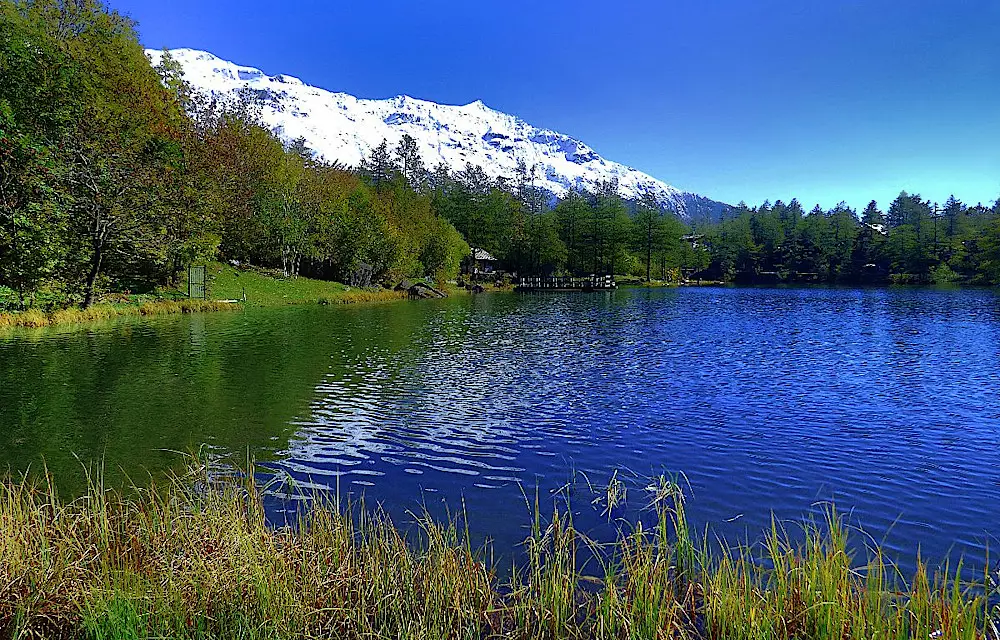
[121,0,999,211]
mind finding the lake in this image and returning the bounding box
[1,287,998,572]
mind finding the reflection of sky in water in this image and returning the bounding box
[4,286,992,573]
[270,287,1000,573]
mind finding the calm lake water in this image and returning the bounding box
[1,287,999,571]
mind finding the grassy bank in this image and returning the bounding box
[1,465,996,640]
[205,263,407,307]
[0,264,416,330]
[0,299,239,330]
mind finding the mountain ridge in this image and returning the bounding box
[148,48,731,221]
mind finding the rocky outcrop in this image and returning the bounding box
[395,281,448,299]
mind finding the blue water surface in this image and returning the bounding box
[1,286,998,572]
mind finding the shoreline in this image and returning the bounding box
[2,271,992,332]
[3,463,996,639]
[0,299,242,330]
[0,264,435,331]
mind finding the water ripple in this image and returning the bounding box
[273,287,1000,572]
[2,286,998,574]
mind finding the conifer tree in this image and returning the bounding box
[395,134,425,190]
[359,139,396,189]
[861,201,885,228]
[942,195,965,240]
[633,191,663,281]
[554,189,589,274]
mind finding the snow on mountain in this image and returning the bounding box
[148,48,729,221]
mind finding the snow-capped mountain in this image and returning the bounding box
[148,48,729,221]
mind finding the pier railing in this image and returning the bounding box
[516,275,617,291]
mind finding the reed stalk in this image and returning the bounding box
[0,464,996,639]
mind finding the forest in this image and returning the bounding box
[3,0,1000,314]
[0,0,470,311]
[693,195,1000,285]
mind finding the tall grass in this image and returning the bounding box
[704,510,995,640]
[0,300,238,330]
[0,463,996,639]
[316,288,407,306]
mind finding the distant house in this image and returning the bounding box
[469,248,499,275]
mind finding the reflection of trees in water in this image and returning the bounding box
[0,308,346,494]
[7,289,997,574]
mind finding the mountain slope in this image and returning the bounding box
[148,48,729,221]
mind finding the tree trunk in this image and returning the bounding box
[646,225,652,282]
[569,223,576,274]
[83,241,104,309]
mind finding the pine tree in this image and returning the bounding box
[359,139,396,188]
[554,189,590,274]
[395,134,425,190]
[887,192,934,279]
[153,48,194,114]
[633,191,663,282]
[590,179,628,275]
[861,201,885,228]
[942,195,965,240]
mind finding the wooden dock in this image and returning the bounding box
[515,275,617,292]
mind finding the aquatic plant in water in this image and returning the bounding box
[0,460,997,639]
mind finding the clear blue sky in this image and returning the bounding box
[120,0,999,211]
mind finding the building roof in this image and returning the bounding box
[472,248,497,261]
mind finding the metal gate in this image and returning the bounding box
[188,265,206,300]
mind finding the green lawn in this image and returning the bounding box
[0,264,418,329]
[200,263,405,306]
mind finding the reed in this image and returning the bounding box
[702,506,999,640]
[317,289,407,306]
[0,309,48,329]
[0,464,996,639]
[0,300,239,330]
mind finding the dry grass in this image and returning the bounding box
[0,465,996,639]
[316,289,407,306]
[0,309,49,329]
[0,300,239,330]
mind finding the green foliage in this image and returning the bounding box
[930,263,960,284]
[2,0,998,303]
[554,190,590,273]
[432,168,700,280]
[0,6,78,305]
[0,0,192,306]
[695,192,1000,285]
[0,0,469,307]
